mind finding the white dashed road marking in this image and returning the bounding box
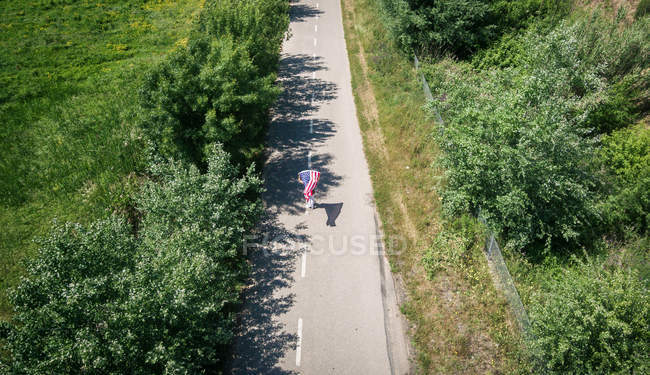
[296,318,303,366]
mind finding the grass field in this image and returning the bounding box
[340,0,527,372]
[0,0,203,320]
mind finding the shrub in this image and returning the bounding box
[529,257,649,374]
[557,13,650,83]
[426,12,650,253]
[488,0,570,31]
[379,0,569,58]
[139,35,280,165]
[0,218,138,374]
[600,123,650,234]
[138,0,288,166]
[426,56,602,252]
[379,0,494,58]
[474,10,649,85]
[471,32,527,70]
[122,143,263,372]
[1,144,263,373]
[197,0,289,75]
[584,76,640,134]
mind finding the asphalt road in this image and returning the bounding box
[230,0,411,373]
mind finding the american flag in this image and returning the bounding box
[299,170,320,201]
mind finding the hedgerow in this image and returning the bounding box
[425,58,602,252]
[197,0,289,76]
[419,7,650,371]
[376,0,649,371]
[139,35,280,165]
[0,145,263,373]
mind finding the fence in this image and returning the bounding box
[414,54,532,337]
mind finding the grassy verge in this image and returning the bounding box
[340,0,526,372]
[0,0,203,320]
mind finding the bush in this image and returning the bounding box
[529,257,649,374]
[1,144,263,373]
[488,0,570,31]
[138,0,288,165]
[426,13,650,253]
[379,0,494,58]
[0,218,138,374]
[139,35,280,165]
[379,0,569,58]
[557,13,649,83]
[427,55,602,252]
[600,123,650,234]
[474,9,649,80]
[197,0,289,75]
[584,76,640,134]
[471,32,527,70]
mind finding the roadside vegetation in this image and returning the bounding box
[0,0,288,371]
[0,0,203,320]
[341,0,526,372]
[372,0,648,373]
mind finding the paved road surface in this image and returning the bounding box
[230,0,410,373]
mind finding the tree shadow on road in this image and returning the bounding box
[230,3,345,369]
[228,214,308,374]
[264,52,342,216]
[288,2,324,23]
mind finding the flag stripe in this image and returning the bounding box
[303,170,320,200]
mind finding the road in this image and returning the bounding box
[230,0,411,373]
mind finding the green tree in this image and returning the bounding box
[428,56,602,252]
[0,218,137,374]
[139,36,280,165]
[1,145,263,373]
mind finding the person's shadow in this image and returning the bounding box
[317,202,343,226]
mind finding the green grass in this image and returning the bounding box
[0,0,203,320]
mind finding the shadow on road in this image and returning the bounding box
[229,1,344,371]
[289,2,324,23]
[264,52,342,216]
[229,214,307,375]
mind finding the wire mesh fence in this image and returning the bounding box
[479,217,532,335]
[414,54,532,337]
[414,55,443,126]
